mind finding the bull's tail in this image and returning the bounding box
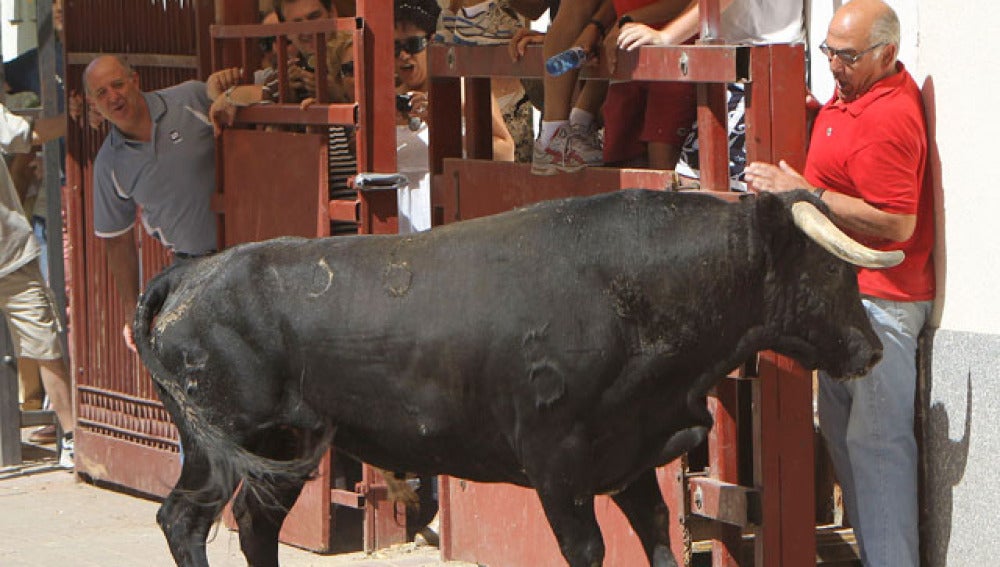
[132,264,332,509]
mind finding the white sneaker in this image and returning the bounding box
[452,1,522,46]
[58,433,74,470]
[531,124,582,175]
[569,122,604,166]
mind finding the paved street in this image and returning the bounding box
[0,438,475,567]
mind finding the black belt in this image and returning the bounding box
[173,250,216,261]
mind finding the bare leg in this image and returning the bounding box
[35,358,73,432]
[542,0,602,121]
[575,79,608,118]
[648,142,682,170]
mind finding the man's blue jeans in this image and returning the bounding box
[818,297,931,567]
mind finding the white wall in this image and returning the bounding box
[917,1,1000,335]
[1,0,38,61]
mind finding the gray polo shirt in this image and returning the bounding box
[92,81,217,255]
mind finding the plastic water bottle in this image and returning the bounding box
[546,47,588,77]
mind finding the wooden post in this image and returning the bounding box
[1,326,22,467]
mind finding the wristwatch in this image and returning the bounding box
[812,187,826,200]
[618,15,635,28]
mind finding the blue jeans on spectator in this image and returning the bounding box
[818,297,931,567]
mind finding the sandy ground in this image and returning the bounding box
[0,437,477,567]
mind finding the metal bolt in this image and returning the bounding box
[2,355,14,367]
[679,52,689,76]
[693,486,703,510]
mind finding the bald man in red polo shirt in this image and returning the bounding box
[744,1,933,566]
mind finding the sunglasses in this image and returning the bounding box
[394,36,429,58]
[818,41,886,65]
[339,60,355,78]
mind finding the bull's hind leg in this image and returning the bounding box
[232,427,309,567]
[611,469,678,567]
[231,477,306,567]
[157,449,235,567]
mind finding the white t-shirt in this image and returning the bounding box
[396,122,431,234]
[721,0,805,44]
[0,104,40,277]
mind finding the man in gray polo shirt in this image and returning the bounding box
[85,55,225,346]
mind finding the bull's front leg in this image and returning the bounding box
[611,424,709,567]
[157,450,234,567]
[523,426,605,567]
[611,468,679,567]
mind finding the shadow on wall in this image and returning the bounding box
[917,328,971,567]
[922,75,946,326]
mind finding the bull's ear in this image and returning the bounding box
[754,191,795,234]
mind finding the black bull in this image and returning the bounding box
[133,189,900,567]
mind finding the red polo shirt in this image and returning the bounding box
[805,63,935,301]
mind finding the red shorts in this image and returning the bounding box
[602,80,696,165]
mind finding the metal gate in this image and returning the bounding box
[63,0,214,496]
[64,0,410,553]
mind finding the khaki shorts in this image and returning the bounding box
[0,260,62,360]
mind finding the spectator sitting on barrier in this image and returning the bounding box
[507,0,610,175]
[84,55,243,350]
[0,102,75,469]
[432,1,533,162]
[744,2,932,565]
[596,0,702,171]
[613,0,805,190]
[435,0,523,45]
[395,0,515,233]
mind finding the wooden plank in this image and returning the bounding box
[707,380,743,566]
[427,44,749,83]
[688,476,755,527]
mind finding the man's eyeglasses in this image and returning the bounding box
[339,60,355,78]
[395,36,429,58]
[818,41,886,65]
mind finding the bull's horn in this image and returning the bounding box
[791,201,905,268]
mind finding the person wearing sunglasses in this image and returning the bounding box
[745,3,934,566]
[393,0,515,234]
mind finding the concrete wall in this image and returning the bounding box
[917,1,1000,563]
[1,0,38,61]
[809,1,1000,563]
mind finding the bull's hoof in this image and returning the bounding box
[413,511,440,547]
